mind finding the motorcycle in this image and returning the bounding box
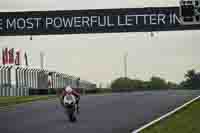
[63,94,77,122]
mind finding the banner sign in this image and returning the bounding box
[0,6,200,36]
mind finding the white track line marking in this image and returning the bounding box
[132,95,200,133]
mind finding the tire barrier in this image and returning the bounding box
[0,66,96,96]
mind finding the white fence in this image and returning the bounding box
[0,87,29,96]
[0,66,96,96]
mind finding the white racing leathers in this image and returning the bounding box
[63,94,76,105]
[63,94,77,122]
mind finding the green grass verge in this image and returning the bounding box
[141,99,200,133]
[0,95,57,107]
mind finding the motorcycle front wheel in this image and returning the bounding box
[66,106,76,122]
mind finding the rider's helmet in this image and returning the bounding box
[65,85,73,93]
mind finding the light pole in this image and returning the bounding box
[124,52,128,78]
[40,51,45,69]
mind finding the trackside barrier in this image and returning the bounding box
[0,66,96,96]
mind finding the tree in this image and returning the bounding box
[148,76,168,89]
[131,79,144,89]
[111,77,133,89]
[111,75,176,92]
[182,69,200,89]
[185,69,196,80]
[167,81,178,89]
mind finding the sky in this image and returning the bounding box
[0,0,200,87]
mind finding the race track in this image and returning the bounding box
[0,90,200,133]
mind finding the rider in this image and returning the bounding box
[61,85,80,113]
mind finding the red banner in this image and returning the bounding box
[1,48,9,65]
[8,48,14,64]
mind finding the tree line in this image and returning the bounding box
[111,69,200,91]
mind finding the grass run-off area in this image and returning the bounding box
[141,99,200,133]
[0,95,57,107]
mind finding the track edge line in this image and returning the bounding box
[131,95,200,133]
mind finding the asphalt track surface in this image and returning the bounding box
[0,90,200,133]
